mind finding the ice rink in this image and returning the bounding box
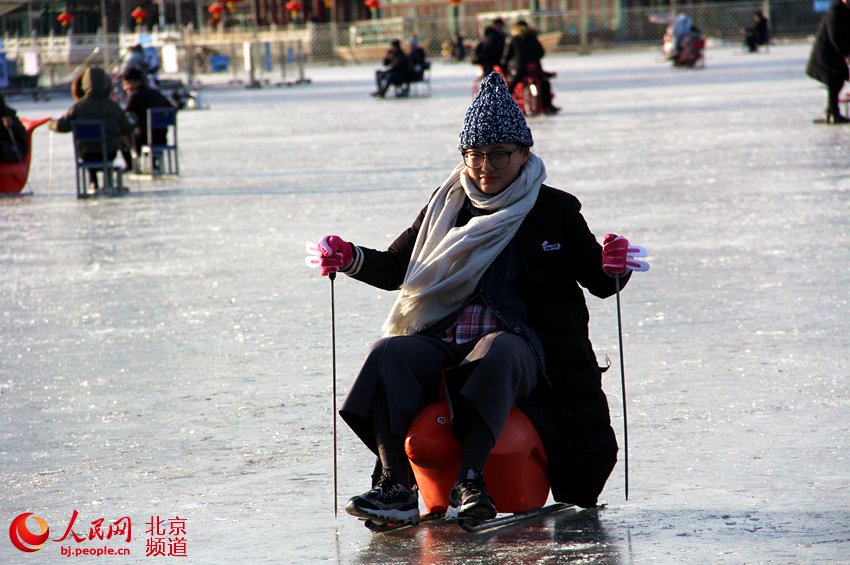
[1,41,849,563]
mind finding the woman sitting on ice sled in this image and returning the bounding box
[307,72,649,525]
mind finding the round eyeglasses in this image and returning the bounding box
[462,148,520,169]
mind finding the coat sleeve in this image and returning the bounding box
[347,205,427,291]
[50,108,75,133]
[561,195,631,299]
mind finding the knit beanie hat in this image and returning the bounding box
[458,72,533,149]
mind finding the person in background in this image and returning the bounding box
[806,0,850,123]
[120,67,174,171]
[407,37,431,82]
[744,9,769,53]
[49,67,132,189]
[0,94,28,162]
[672,23,704,68]
[471,17,507,77]
[372,39,412,98]
[307,72,648,526]
[671,14,693,60]
[122,44,159,85]
[502,20,558,114]
[452,33,467,62]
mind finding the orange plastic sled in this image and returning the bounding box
[0,117,50,194]
[405,401,550,514]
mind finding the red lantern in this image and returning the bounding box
[130,6,148,25]
[285,0,302,16]
[208,1,224,22]
[364,0,379,13]
[57,11,74,27]
[448,0,461,5]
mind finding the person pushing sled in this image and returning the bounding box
[307,72,649,530]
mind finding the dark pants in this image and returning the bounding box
[745,31,759,52]
[374,70,406,96]
[123,129,168,170]
[81,150,117,186]
[827,77,845,117]
[339,331,538,465]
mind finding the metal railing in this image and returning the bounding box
[0,0,823,89]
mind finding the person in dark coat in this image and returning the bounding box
[372,39,412,98]
[502,20,558,113]
[744,9,769,53]
[471,17,507,76]
[120,67,174,170]
[806,0,850,123]
[407,37,430,82]
[307,72,649,526]
[0,94,28,163]
[49,67,133,188]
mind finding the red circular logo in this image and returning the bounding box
[9,512,50,553]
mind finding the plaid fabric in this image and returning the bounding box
[441,303,504,345]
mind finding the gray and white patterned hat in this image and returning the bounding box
[458,72,533,149]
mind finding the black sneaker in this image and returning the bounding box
[345,474,419,525]
[445,468,497,522]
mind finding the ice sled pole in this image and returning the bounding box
[329,272,338,517]
[458,503,574,532]
[614,274,629,501]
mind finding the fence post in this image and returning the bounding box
[579,0,589,54]
[279,40,288,83]
[296,39,305,82]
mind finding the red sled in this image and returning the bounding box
[0,117,50,194]
[405,401,551,515]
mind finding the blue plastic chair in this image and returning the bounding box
[71,119,124,198]
[140,107,179,176]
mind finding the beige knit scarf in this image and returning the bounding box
[382,153,546,336]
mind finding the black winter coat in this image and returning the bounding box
[806,0,850,85]
[502,30,545,75]
[382,46,410,77]
[472,26,507,69]
[50,68,132,156]
[350,185,630,508]
[125,85,174,149]
[0,102,27,163]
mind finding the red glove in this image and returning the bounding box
[602,233,649,275]
[305,235,354,276]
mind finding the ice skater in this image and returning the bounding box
[307,72,648,526]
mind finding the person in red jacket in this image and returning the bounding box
[307,72,648,526]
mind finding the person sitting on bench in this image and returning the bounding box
[372,39,412,98]
[407,37,431,83]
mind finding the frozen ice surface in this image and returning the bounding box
[1,42,848,563]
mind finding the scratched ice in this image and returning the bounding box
[1,42,848,563]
